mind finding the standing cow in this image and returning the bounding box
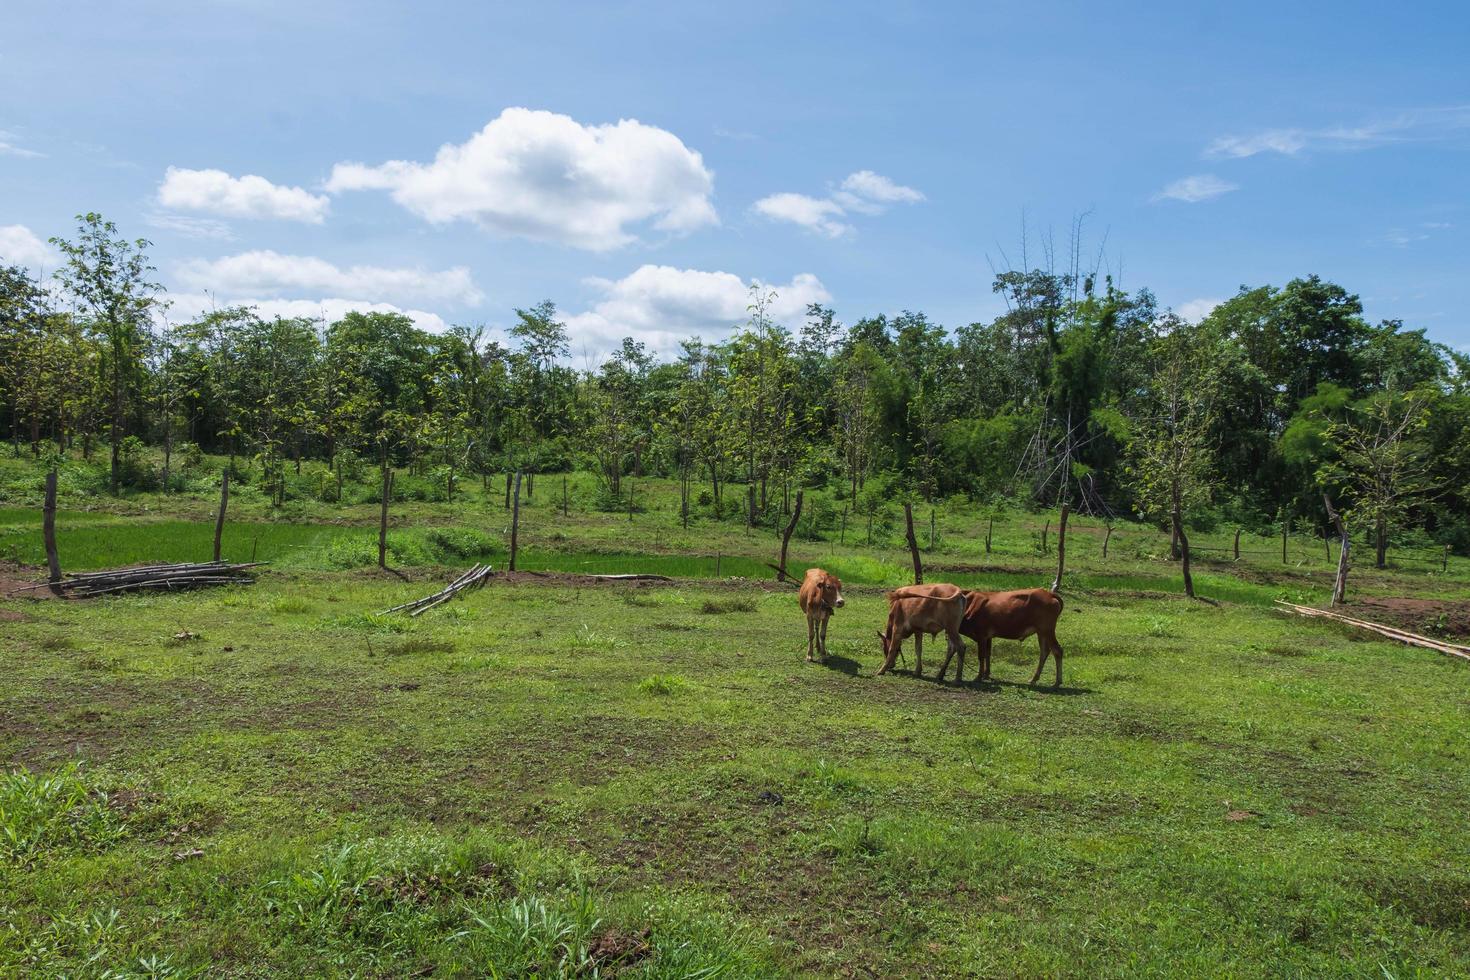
[935,588,1066,687]
[876,584,968,677]
[798,568,845,662]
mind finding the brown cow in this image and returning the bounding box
[798,567,845,662]
[936,588,1065,687]
[884,583,964,677]
[876,585,967,677]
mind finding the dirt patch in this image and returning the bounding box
[1343,597,1470,642]
[588,927,652,971]
[0,561,54,600]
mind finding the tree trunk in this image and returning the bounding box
[509,471,522,571]
[1324,493,1350,605]
[213,469,229,562]
[1051,504,1070,593]
[777,491,803,581]
[904,503,923,584]
[1172,506,1194,598]
[378,466,392,569]
[43,469,61,586]
[1375,520,1387,569]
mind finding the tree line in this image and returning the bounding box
[3,213,1468,560]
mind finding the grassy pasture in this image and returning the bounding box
[2,458,1469,975]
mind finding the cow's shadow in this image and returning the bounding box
[911,670,1094,696]
[820,654,862,676]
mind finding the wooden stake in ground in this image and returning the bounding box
[1051,503,1070,593]
[776,491,804,582]
[504,472,511,509]
[1102,523,1113,559]
[904,503,923,584]
[1323,492,1350,606]
[510,471,522,571]
[43,469,61,585]
[1282,520,1288,564]
[1234,528,1242,561]
[985,516,993,555]
[929,508,936,550]
[562,474,569,518]
[1042,520,1050,555]
[213,468,229,562]
[378,466,392,570]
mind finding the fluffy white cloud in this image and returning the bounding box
[174,250,483,306]
[1151,174,1237,203]
[752,193,852,237]
[326,107,718,251]
[166,292,449,333]
[755,170,923,235]
[1175,298,1222,323]
[157,167,330,223]
[565,264,830,358]
[0,224,60,269]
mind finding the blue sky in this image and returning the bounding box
[2,1,1467,358]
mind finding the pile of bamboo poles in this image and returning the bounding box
[381,563,494,617]
[1275,600,1470,663]
[15,561,264,599]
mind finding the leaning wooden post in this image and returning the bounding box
[1042,520,1050,555]
[904,503,923,584]
[1323,524,1332,562]
[1233,528,1242,561]
[377,465,392,570]
[1282,521,1288,564]
[985,516,993,555]
[1102,523,1113,559]
[840,505,848,545]
[509,471,522,571]
[1323,492,1350,606]
[562,474,569,518]
[929,508,936,550]
[776,491,803,581]
[1051,503,1070,593]
[43,469,61,585]
[213,468,229,562]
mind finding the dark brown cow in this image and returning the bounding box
[936,588,1065,686]
[798,567,845,662]
[876,585,967,677]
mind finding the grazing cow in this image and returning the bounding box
[884,583,964,677]
[876,585,967,677]
[936,588,1065,687]
[798,567,845,662]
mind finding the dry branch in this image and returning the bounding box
[11,560,264,599]
[381,563,494,616]
[1274,600,1470,662]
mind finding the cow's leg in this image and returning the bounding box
[878,635,900,675]
[914,633,923,678]
[1029,634,1050,685]
[980,636,993,681]
[818,613,830,660]
[806,614,816,662]
[1050,635,1064,687]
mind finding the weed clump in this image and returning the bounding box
[700,596,757,615]
[0,764,129,863]
[637,674,687,696]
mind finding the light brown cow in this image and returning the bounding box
[936,588,1065,687]
[876,585,967,677]
[884,582,965,677]
[798,567,845,662]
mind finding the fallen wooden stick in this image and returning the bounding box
[9,561,263,598]
[1274,600,1470,662]
[380,564,493,616]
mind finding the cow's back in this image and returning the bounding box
[963,588,1062,640]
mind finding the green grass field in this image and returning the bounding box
[2,455,1469,976]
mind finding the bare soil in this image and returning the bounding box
[1344,596,1470,642]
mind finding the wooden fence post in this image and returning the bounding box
[840,506,848,545]
[43,469,61,585]
[504,472,511,509]
[1233,528,1241,561]
[562,474,569,517]
[1282,522,1288,564]
[1051,504,1070,593]
[776,491,804,581]
[1102,523,1113,559]
[1042,521,1049,555]
[904,503,923,584]
[1445,545,1452,574]
[509,471,522,571]
[715,552,722,578]
[929,508,936,550]
[377,466,391,569]
[985,516,993,555]
[214,468,229,562]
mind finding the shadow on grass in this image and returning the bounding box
[820,654,862,676]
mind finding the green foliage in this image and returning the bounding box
[0,764,128,863]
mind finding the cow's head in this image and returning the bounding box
[819,571,845,610]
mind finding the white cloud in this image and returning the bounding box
[839,170,925,204]
[1176,298,1222,323]
[143,212,235,241]
[326,107,718,251]
[157,166,330,223]
[0,134,43,158]
[755,169,923,235]
[1151,174,1238,203]
[1206,105,1470,158]
[166,292,449,333]
[0,224,60,270]
[565,264,830,358]
[752,193,852,237]
[174,250,484,306]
